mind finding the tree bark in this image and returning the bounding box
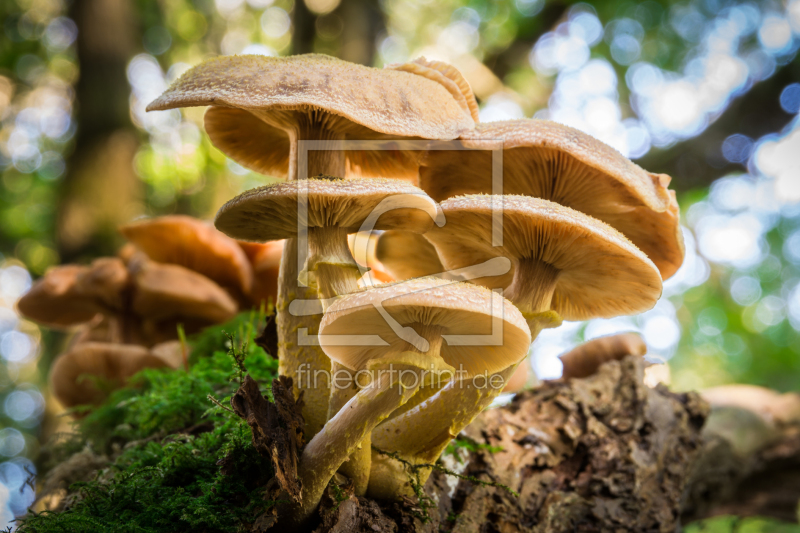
[58,0,142,261]
[311,357,710,532]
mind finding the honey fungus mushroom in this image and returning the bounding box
[120,215,253,299]
[215,177,438,494]
[559,332,647,379]
[147,54,477,448]
[371,196,663,498]
[290,277,530,523]
[419,120,685,279]
[425,195,663,334]
[49,341,183,409]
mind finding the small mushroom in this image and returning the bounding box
[419,120,684,279]
[120,215,254,296]
[425,195,663,335]
[237,240,283,307]
[17,259,130,329]
[503,359,532,392]
[215,178,438,304]
[559,332,647,379]
[128,257,238,325]
[291,277,530,522]
[375,230,444,281]
[49,342,176,409]
[369,361,521,500]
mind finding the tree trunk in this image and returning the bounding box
[58,0,142,261]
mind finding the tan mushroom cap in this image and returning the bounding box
[17,265,106,327]
[375,230,444,281]
[319,277,531,377]
[419,119,684,279]
[74,258,130,311]
[238,240,283,306]
[50,342,172,408]
[425,195,663,321]
[215,178,438,242]
[129,260,238,324]
[147,54,475,177]
[386,57,480,122]
[559,332,647,379]
[120,215,253,294]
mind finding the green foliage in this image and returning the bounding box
[443,437,503,463]
[20,313,279,533]
[684,516,800,533]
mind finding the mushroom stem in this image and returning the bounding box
[276,123,347,440]
[306,226,362,304]
[291,324,446,524]
[505,258,562,336]
[368,362,519,500]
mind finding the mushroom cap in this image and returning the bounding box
[425,195,663,321]
[147,54,475,177]
[17,265,105,327]
[559,332,647,379]
[215,178,438,242]
[74,258,130,311]
[319,277,531,377]
[238,240,283,306]
[130,259,238,324]
[50,342,170,408]
[375,230,443,281]
[419,119,684,279]
[386,57,480,122]
[120,215,253,293]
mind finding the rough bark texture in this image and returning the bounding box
[232,375,305,503]
[310,357,709,532]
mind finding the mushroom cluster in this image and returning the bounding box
[18,215,280,409]
[142,52,684,523]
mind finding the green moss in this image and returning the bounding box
[684,516,800,532]
[20,311,280,533]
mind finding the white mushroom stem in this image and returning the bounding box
[368,362,518,500]
[292,325,445,524]
[504,258,562,336]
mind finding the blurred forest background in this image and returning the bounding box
[0,0,799,524]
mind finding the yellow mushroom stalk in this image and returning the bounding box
[289,277,530,525]
[214,177,439,494]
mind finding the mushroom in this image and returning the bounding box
[291,277,530,522]
[128,257,238,325]
[146,54,474,182]
[17,261,126,329]
[424,195,663,335]
[120,215,254,297]
[559,332,647,379]
[49,341,179,409]
[237,240,284,308]
[419,120,685,279]
[375,230,444,281]
[503,359,533,392]
[147,54,476,450]
[216,178,437,305]
[369,196,663,497]
[215,177,438,493]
